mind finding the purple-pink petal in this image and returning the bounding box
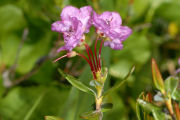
[52,16,84,52]
[92,11,132,50]
[61,6,92,33]
[109,26,132,41]
[104,40,123,50]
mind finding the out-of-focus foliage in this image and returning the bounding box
[0,0,180,120]
[136,59,180,120]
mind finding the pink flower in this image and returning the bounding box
[92,11,132,50]
[51,6,92,52]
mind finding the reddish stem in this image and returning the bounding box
[98,40,104,70]
[94,36,99,70]
[53,54,67,62]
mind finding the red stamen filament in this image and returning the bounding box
[98,40,104,69]
[94,36,99,70]
[78,53,97,79]
[53,54,67,62]
[85,44,97,72]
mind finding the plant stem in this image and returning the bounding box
[96,86,103,120]
[165,97,174,116]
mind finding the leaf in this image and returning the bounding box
[58,69,96,96]
[103,65,135,97]
[137,99,159,113]
[0,4,25,33]
[164,76,179,98]
[136,102,144,120]
[151,58,165,94]
[155,2,180,24]
[136,92,145,120]
[24,92,45,120]
[45,116,63,120]
[80,111,100,120]
[172,90,180,101]
[0,86,69,120]
[101,103,113,112]
[137,99,172,120]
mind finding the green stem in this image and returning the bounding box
[96,86,103,120]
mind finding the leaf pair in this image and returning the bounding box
[58,65,135,98]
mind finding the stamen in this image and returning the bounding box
[98,40,104,70]
[85,44,97,72]
[78,53,97,79]
[94,36,99,70]
[53,54,68,62]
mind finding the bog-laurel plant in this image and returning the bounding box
[49,6,133,120]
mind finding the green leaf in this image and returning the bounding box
[155,2,180,24]
[136,102,143,120]
[58,69,96,96]
[0,86,68,120]
[103,65,135,97]
[152,109,172,120]
[0,4,25,33]
[101,103,113,112]
[164,76,179,98]
[151,58,165,94]
[136,92,145,120]
[80,111,100,120]
[44,116,63,120]
[137,99,159,113]
[172,89,180,101]
[137,99,172,120]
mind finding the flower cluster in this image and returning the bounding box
[52,6,132,79]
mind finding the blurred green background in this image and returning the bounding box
[0,0,180,120]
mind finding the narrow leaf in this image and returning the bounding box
[103,65,135,97]
[136,102,143,120]
[136,92,146,120]
[44,116,63,120]
[80,111,100,120]
[24,92,45,120]
[151,58,165,94]
[152,109,165,120]
[101,103,113,112]
[58,69,96,96]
